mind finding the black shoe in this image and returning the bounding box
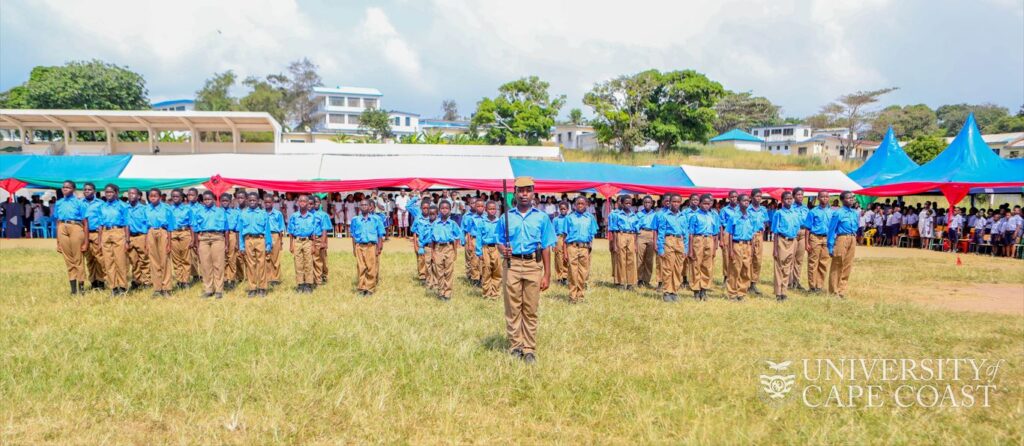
[70,280,78,295]
[626,285,635,291]
[258,289,267,297]
[510,348,524,358]
[247,290,256,297]
[522,353,537,365]
[162,290,173,297]
[693,291,700,299]
[663,293,672,302]
[748,285,762,296]
[777,295,787,301]
[201,292,212,298]
[215,293,223,299]
[151,291,162,298]
[735,295,744,301]
[793,284,806,291]
[269,281,281,287]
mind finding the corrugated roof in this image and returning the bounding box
[709,129,763,143]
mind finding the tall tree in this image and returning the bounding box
[194,71,238,111]
[868,104,938,140]
[442,99,459,121]
[935,103,1010,136]
[0,60,148,110]
[283,58,323,131]
[820,87,898,156]
[712,91,781,134]
[644,69,725,153]
[568,108,585,126]
[583,74,654,152]
[471,76,565,145]
[239,74,288,124]
[358,108,394,142]
[903,134,946,164]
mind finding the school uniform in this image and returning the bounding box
[462,211,483,283]
[886,212,903,242]
[97,199,131,292]
[990,220,1004,246]
[188,202,202,281]
[350,213,386,294]
[973,217,987,244]
[748,204,769,289]
[288,211,319,289]
[827,206,859,296]
[143,201,176,293]
[608,209,639,287]
[771,206,801,298]
[126,201,151,288]
[552,213,569,283]
[790,202,809,288]
[266,208,286,285]
[563,211,598,303]
[653,206,669,289]
[656,209,689,299]
[223,206,243,285]
[83,196,105,287]
[474,216,502,299]
[497,206,556,356]
[431,216,465,299]
[312,207,331,283]
[54,195,88,291]
[635,208,659,287]
[169,203,194,287]
[803,205,832,291]
[719,204,740,281]
[725,210,757,299]
[237,207,273,294]
[192,204,228,295]
[411,215,433,285]
[687,208,720,294]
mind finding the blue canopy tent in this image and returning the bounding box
[509,159,696,196]
[848,127,918,187]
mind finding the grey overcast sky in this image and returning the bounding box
[1,0,1021,119]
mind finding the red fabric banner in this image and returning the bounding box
[0,178,27,196]
[857,181,1024,206]
[203,175,234,197]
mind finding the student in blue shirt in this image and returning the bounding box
[608,195,639,290]
[747,189,768,296]
[168,189,195,290]
[220,193,243,290]
[724,194,758,301]
[144,188,175,297]
[351,199,386,296]
[237,192,273,297]
[186,187,202,283]
[410,199,433,285]
[263,195,286,287]
[771,191,801,301]
[124,188,151,290]
[827,191,860,298]
[97,184,130,296]
[790,187,809,291]
[656,193,689,302]
[311,196,331,285]
[288,194,319,293]
[687,194,720,300]
[54,180,89,295]
[431,200,465,301]
[804,190,833,293]
[635,195,659,288]
[719,190,740,283]
[462,198,485,286]
[475,200,503,300]
[193,191,229,298]
[564,196,598,303]
[551,201,570,286]
[82,182,106,290]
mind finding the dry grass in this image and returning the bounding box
[0,238,1022,444]
[562,146,864,172]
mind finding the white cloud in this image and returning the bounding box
[357,7,430,91]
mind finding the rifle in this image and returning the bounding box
[502,179,510,302]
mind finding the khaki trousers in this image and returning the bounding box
[637,230,656,285]
[197,232,226,294]
[225,232,240,283]
[355,243,379,292]
[689,235,715,291]
[750,232,764,286]
[566,243,592,302]
[610,240,619,283]
[726,242,753,298]
[614,233,638,286]
[101,229,128,289]
[553,235,567,281]
[807,234,830,290]
[481,245,503,299]
[774,237,796,296]
[828,235,856,296]
[86,231,104,283]
[57,222,86,282]
[266,233,282,283]
[312,240,326,284]
[244,235,268,291]
[465,234,480,281]
[147,229,172,291]
[292,238,314,285]
[417,252,428,281]
[170,229,193,284]
[190,243,199,279]
[504,257,542,354]
[433,243,457,298]
[661,236,686,294]
[791,230,806,287]
[128,234,150,286]
[424,246,436,290]
[720,232,732,279]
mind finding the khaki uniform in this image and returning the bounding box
[610,240,619,283]
[553,235,567,282]
[147,228,172,292]
[433,242,457,298]
[689,235,715,291]
[127,233,150,286]
[292,237,315,285]
[750,232,764,287]
[57,221,86,282]
[86,231,104,284]
[505,257,542,354]
[197,232,226,294]
[774,237,796,296]
[726,241,753,298]
[790,229,807,287]
[225,231,241,283]
[355,243,380,293]
[423,245,436,290]
[720,231,732,280]
[480,245,503,299]
[312,240,326,284]
[661,236,686,294]
[266,232,282,283]
[566,242,592,302]
[101,229,129,290]
[170,229,193,284]
[807,233,830,290]
[465,233,480,281]
[637,229,656,285]
[613,233,638,286]
[243,235,268,291]
[828,234,856,296]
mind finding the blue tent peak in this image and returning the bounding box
[848,126,918,187]
[709,129,763,143]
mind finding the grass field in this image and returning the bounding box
[562,146,865,172]
[1,238,1022,444]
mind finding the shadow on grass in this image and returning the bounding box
[480,332,510,352]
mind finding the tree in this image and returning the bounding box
[644,69,725,153]
[239,74,288,124]
[442,100,459,121]
[584,74,654,152]
[283,58,322,131]
[904,134,946,164]
[358,108,394,141]
[471,76,565,145]
[0,60,148,110]
[803,113,835,129]
[868,104,938,140]
[194,71,238,111]
[993,114,1024,133]
[712,91,781,134]
[819,87,898,155]
[936,103,1010,135]
[568,108,585,126]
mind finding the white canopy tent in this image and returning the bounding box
[319,155,513,181]
[119,154,324,180]
[680,165,861,193]
[277,142,561,159]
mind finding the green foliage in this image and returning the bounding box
[194,71,238,111]
[193,59,321,131]
[398,130,486,145]
[904,134,946,164]
[0,60,148,110]
[471,76,565,145]
[283,58,323,132]
[358,108,394,142]
[442,99,459,121]
[583,73,655,152]
[643,69,725,152]
[992,114,1024,133]
[239,74,288,124]
[868,104,938,140]
[568,108,585,126]
[936,103,1010,136]
[713,91,781,133]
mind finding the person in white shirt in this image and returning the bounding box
[885,208,902,246]
[332,199,345,236]
[918,209,934,249]
[395,191,410,238]
[972,213,987,245]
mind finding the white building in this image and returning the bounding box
[151,99,195,112]
[388,111,420,136]
[309,86,422,138]
[945,132,1024,159]
[549,124,597,150]
[812,127,857,140]
[750,124,813,143]
[708,129,764,152]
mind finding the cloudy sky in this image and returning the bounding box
[1,0,1021,119]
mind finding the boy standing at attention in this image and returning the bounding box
[350,199,386,296]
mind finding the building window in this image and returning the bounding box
[783,128,793,136]
[348,114,360,125]
[752,130,758,136]
[329,96,346,107]
[347,97,360,107]
[364,98,378,109]
[405,117,410,126]
[771,129,782,135]
[394,117,400,126]
[328,114,346,124]
[804,129,810,137]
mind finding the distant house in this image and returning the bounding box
[945,132,1024,159]
[709,129,764,152]
[151,99,195,112]
[549,124,597,150]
